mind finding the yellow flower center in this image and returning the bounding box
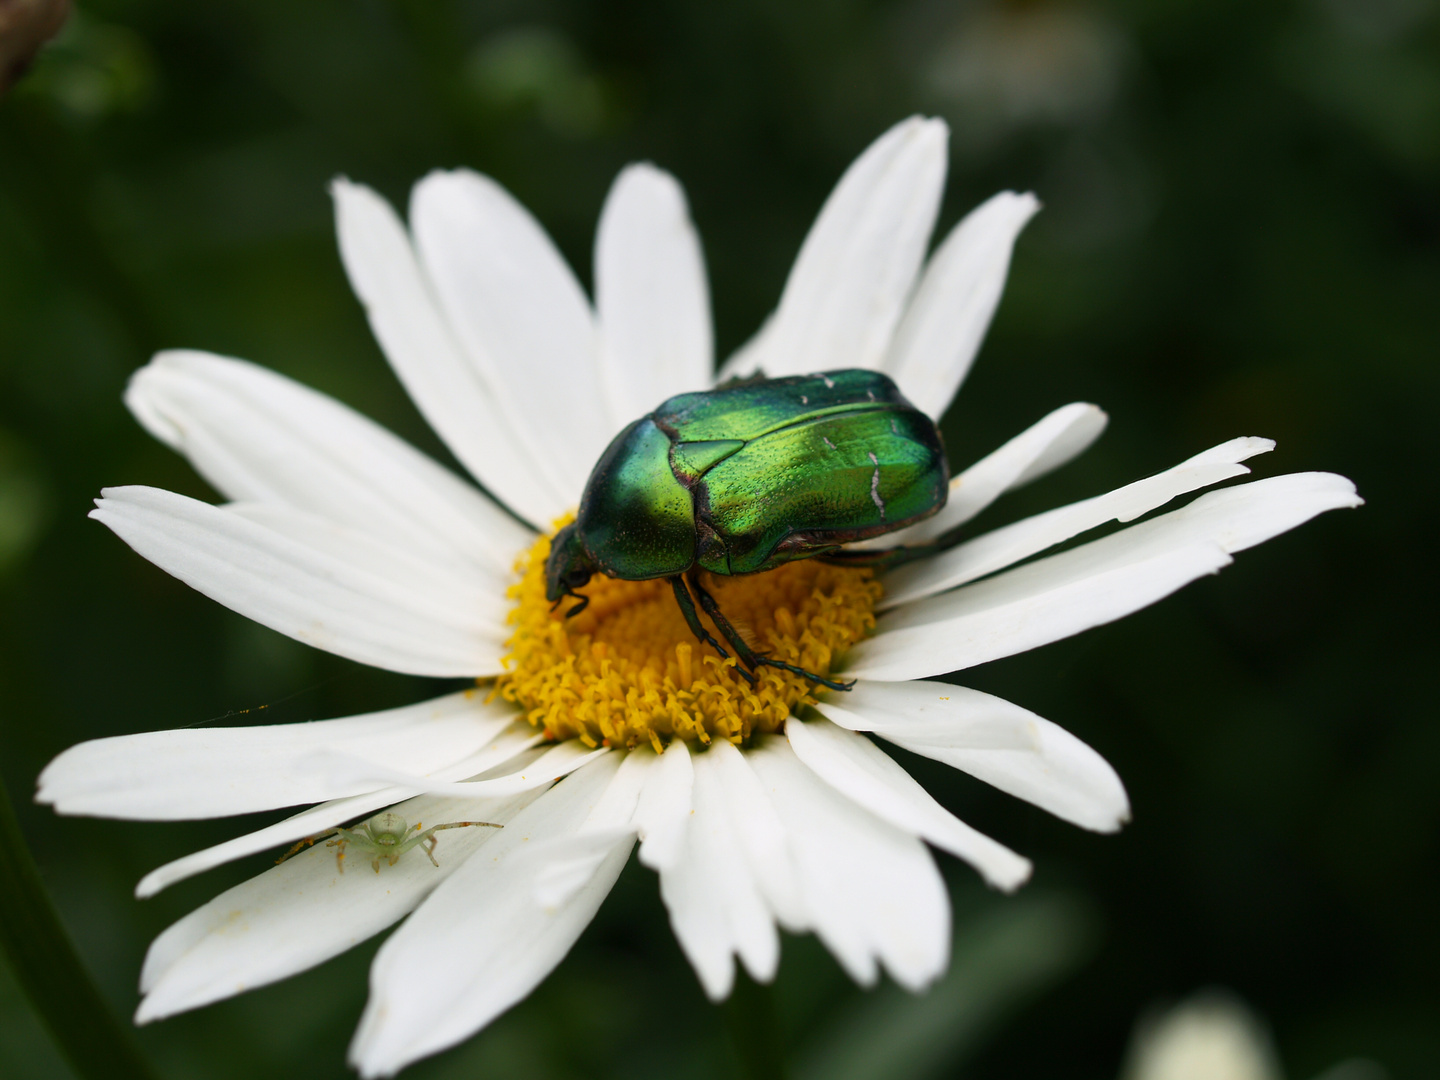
[496,522,881,751]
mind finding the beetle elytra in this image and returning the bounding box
[546,369,965,690]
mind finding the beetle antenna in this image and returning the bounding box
[564,591,590,618]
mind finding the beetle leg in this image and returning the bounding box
[669,576,757,687]
[687,572,854,692]
[557,590,590,618]
[820,544,934,571]
[823,518,975,571]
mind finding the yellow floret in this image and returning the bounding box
[496,521,881,749]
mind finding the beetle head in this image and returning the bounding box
[545,524,595,617]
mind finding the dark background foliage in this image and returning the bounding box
[1,1,1434,1077]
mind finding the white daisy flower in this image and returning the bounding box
[1121,991,1386,1080]
[37,116,1360,1077]
[1121,992,1282,1080]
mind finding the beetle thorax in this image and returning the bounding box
[497,520,881,750]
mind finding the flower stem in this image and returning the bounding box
[0,772,159,1080]
[722,970,789,1080]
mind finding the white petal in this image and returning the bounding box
[578,746,653,828]
[332,179,570,526]
[291,740,608,799]
[126,349,533,570]
[134,725,542,898]
[884,191,1040,419]
[91,486,504,678]
[657,742,780,999]
[881,436,1275,609]
[716,313,775,385]
[785,716,1032,888]
[410,169,611,498]
[849,472,1361,682]
[857,402,1107,550]
[708,740,807,930]
[526,827,634,909]
[1006,404,1112,489]
[349,755,630,1078]
[227,503,509,627]
[595,164,713,419]
[634,739,695,872]
[817,681,1130,832]
[853,547,1227,682]
[747,736,950,992]
[37,690,513,821]
[526,749,653,907]
[136,787,535,1023]
[719,117,948,380]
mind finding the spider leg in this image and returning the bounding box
[274,827,341,865]
[428,820,503,833]
[414,821,504,868]
[384,828,440,867]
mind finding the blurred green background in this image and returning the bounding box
[1,1,1435,1078]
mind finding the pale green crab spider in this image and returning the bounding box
[276,811,501,874]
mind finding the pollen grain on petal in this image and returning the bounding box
[497,523,880,749]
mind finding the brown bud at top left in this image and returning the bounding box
[0,0,71,95]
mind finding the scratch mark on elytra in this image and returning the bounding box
[867,451,885,520]
[822,436,836,450]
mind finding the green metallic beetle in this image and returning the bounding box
[546,369,954,690]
